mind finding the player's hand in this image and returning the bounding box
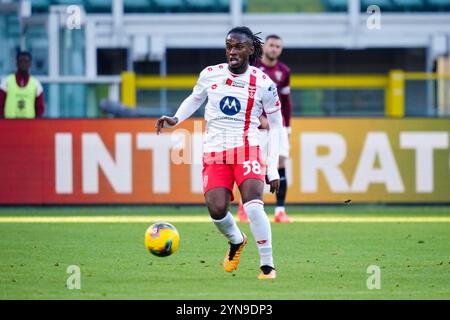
[269,179,280,194]
[266,176,280,194]
[258,115,269,130]
[155,116,178,135]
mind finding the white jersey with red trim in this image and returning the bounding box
[191,63,280,153]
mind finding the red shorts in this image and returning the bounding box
[202,145,265,201]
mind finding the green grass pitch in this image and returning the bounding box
[0,205,449,300]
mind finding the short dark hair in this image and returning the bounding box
[227,26,263,65]
[265,34,282,41]
[16,51,32,61]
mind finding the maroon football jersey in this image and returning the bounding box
[254,59,292,127]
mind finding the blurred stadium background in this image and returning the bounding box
[0,0,449,118]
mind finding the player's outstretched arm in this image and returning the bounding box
[155,68,208,134]
[155,93,204,134]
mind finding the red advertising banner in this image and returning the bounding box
[0,119,206,204]
[1,118,449,204]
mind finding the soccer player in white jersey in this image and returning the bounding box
[155,26,283,279]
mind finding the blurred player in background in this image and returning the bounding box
[156,27,283,279]
[237,34,293,223]
[0,51,45,119]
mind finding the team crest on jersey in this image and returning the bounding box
[275,70,283,81]
[248,85,256,99]
[219,96,241,116]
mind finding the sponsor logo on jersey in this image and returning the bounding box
[225,78,245,88]
[268,84,278,97]
[219,96,241,116]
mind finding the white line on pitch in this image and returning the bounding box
[0,216,449,223]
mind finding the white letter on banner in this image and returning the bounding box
[352,132,404,193]
[82,133,132,194]
[301,133,349,192]
[136,133,173,193]
[400,132,448,193]
[55,133,73,194]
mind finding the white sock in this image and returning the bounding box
[244,200,274,268]
[211,212,244,245]
[275,206,285,215]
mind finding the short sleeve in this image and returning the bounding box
[191,68,209,102]
[0,77,8,92]
[279,67,291,95]
[279,72,290,95]
[262,81,281,114]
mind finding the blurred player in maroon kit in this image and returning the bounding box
[237,34,293,223]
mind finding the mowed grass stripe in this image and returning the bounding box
[0,216,449,223]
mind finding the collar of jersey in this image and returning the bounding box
[227,65,251,78]
[259,60,278,70]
